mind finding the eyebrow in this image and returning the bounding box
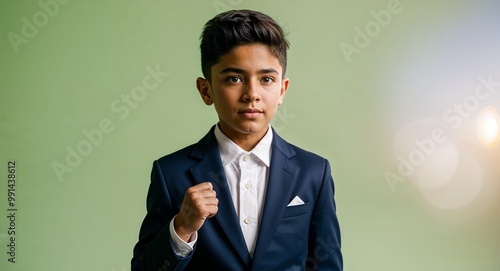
[219,67,280,75]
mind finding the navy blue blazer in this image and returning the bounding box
[132,126,342,270]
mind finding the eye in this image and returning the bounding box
[226,76,242,83]
[261,76,275,84]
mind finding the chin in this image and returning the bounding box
[237,123,268,135]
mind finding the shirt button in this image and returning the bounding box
[244,217,252,224]
[245,182,252,189]
[243,155,250,162]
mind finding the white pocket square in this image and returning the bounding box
[287,196,305,207]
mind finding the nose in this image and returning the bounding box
[242,81,260,102]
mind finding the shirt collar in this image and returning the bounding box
[214,124,273,167]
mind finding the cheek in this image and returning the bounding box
[265,92,283,106]
[212,90,232,103]
[265,99,280,115]
[277,95,284,104]
[220,94,239,107]
[213,94,238,113]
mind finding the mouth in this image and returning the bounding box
[238,108,263,119]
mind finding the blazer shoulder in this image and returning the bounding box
[155,126,216,168]
[290,142,327,161]
[273,131,329,165]
[156,142,197,164]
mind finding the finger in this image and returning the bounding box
[202,197,219,206]
[187,182,213,194]
[191,198,218,213]
[198,182,213,191]
[206,210,218,219]
[205,205,219,218]
[193,189,216,199]
[191,197,218,213]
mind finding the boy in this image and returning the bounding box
[132,9,342,271]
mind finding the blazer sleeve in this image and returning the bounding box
[131,160,194,271]
[307,159,343,270]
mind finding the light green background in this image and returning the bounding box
[1,0,499,270]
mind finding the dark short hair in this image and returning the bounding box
[200,9,289,80]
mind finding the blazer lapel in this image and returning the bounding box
[252,130,300,264]
[189,126,251,265]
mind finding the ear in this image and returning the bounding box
[196,77,213,105]
[277,77,290,105]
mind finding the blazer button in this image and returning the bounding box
[160,260,170,270]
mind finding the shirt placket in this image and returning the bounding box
[238,153,258,254]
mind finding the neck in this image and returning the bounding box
[217,123,268,151]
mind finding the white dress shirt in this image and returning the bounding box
[169,124,273,257]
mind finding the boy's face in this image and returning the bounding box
[197,43,289,143]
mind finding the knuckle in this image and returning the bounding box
[188,193,198,201]
[185,187,195,195]
[193,198,203,207]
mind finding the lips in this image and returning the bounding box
[239,108,262,113]
[238,108,263,119]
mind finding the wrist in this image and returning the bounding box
[174,215,195,242]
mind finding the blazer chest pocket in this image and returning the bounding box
[282,202,310,218]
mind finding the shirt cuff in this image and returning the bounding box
[169,215,197,257]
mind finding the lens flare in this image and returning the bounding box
[477,107,500,148]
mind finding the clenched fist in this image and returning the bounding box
[174,182,219,242]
